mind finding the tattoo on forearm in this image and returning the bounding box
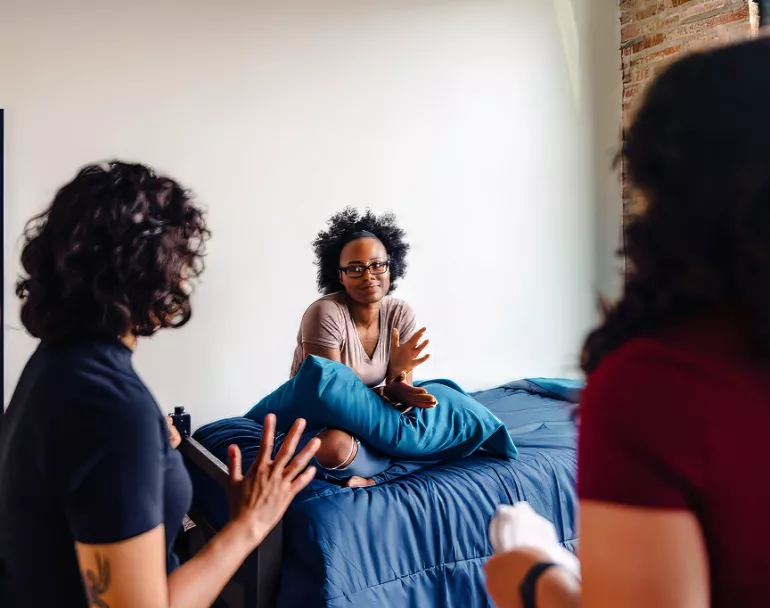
[85,552,111,608]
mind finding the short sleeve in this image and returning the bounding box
[300,298,345,350]
[578,341,706,510]
[51,391,167,545]
[393,300,418,343]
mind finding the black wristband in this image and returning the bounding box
[520,562,557,608]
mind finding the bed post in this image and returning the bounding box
[179,435,284,608]
[245,519,283,607]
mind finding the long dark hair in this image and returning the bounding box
[17,161,210,341]
[582,39,770,374]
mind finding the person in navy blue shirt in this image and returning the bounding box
[0,162,319,608]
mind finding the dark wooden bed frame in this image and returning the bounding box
[177,435,283,608]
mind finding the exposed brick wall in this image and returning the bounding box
[619,0,755,219]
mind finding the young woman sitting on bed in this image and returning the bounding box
[290,208,436,488]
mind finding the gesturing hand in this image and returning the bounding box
[384,372,438,409]
[389,327,430,381]
[227,415,320,547]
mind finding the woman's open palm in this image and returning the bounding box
[389,327,430,379]
[227,415,319,545]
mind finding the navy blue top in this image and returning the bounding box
[0,338,192,607]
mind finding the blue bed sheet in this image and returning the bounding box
[188,379,578,608]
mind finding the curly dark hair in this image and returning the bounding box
[581,39,770,374]
[16,161,210,342]
[313,207,409,294]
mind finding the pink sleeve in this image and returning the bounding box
[578,341,706,510]
[300,299,344,350]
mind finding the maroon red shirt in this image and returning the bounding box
[579,316,770,606]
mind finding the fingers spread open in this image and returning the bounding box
[283,437,321,481]
[406,328,427,347]
[274,418,307,469]
[391,328,400,349]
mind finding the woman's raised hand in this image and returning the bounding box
[389,328,430,380]
[227,415,319,546]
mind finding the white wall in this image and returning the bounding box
[584,1,623,299]
[1,0,621,427]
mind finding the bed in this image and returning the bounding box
[178,379,579,607]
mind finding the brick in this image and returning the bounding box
[678,0,730,21]
[622,14,682,44]
[712,3,750,26]
[632,32,666,53]
[634,67,652,81]
[657,14,681,31]
[617,0,751,270]
[683,35,722,52]
[623,84,641,100]
[629,44,682,68]
[668,21,708,39]
[635,1,666,21]
[665,6,750,45]
[625,0,660,10]
[623,65,653,84]
[622,24,641,43]
[679,22,751,52]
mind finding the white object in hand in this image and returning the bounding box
[489,502,581,580]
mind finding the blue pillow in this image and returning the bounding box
[244,356,517,461]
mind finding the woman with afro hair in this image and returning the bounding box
[290,208,436,488]
[0,162,318,608]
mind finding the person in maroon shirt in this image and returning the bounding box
[486,39,770,608]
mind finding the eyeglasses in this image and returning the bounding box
[339,260,390,278]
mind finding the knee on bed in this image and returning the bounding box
[315,429,357,469]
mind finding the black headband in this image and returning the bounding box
[350,230,378,240]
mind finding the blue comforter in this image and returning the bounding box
[188,380,578,607]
